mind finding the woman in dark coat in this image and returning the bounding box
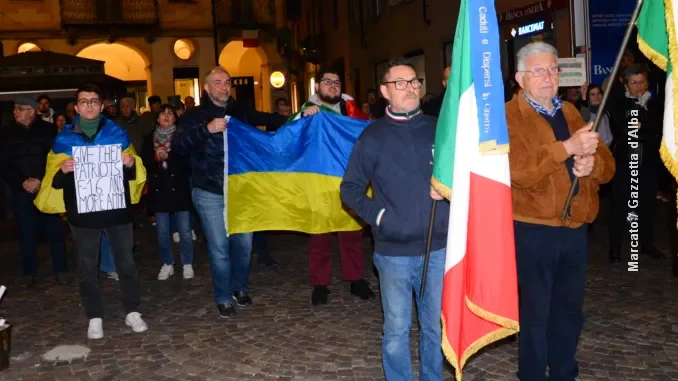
[141,104,195,280]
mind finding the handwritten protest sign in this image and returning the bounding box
[73,144,126,214]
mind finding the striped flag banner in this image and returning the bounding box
[431,0,519,379]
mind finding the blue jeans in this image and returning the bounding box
[373,249,445,381]
[99,233,116,273]
[155,212,194,265]
[192,188,253,304]
[170,212,195,233]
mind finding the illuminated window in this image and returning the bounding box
[173,39,195,60]
[309,76,316,98]
[18,42,41,54]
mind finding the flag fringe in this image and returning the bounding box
[479,142,510,155]
[637,36,669,71]
[666,0,678,180]
[440,296,520,381]
[431,176,451,201]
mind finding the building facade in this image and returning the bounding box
[0,0,291,112]
[290,0,575,104]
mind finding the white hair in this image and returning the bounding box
[120,97,135,107]
[516,42,558,72]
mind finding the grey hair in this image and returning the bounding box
[120,97,135,107]
[205,66,231,84]
[516,42,558,72]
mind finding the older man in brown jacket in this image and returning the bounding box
[506,42,615,381]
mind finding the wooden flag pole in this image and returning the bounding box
[420,200,438,299]
[561,0,645,220]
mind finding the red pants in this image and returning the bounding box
[308,230,364,286]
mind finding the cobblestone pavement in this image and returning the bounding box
[0,200,677,381]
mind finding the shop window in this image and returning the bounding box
[17,42,41,54]
[405,51,427,95]
[443,40,453,68]
[173,67,201,106]
[173,39,195,60]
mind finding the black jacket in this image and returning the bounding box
[173,96,287,195]
[0,117,58,194]
[141,128,193,214]
[52,117,137,229]
[340,110,450,256]
[609,94,662,169]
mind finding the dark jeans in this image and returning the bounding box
[70,223,141,319]
[13,191,67,276]
[254,232,272,262]
[514,222,587,381]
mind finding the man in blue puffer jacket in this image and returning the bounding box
[173,66,289,318]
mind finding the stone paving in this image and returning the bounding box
[0,200,677,381]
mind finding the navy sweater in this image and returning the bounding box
[340,109,450,256]
[542,110,579,198]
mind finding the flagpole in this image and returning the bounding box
[561,0,644,220]
[419,200,438,298]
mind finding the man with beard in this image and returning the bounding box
[173,66,290,318]
[298,69,376,305]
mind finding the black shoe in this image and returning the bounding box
[55,273,71,285]
[232,291,252,307]
[217,303,236,318]
[350,279,376,300]
[22,276,36,290]
[311,286,330,305]
[609,246,621,264]
[643,246,666,260]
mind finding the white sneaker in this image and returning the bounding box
[157,264,174,280]
[106,272,119,281]
[87,318,104,339]
[183,264,194,279]
[172,232,180,243]
[192,230,197,241]
[125,312,148,333]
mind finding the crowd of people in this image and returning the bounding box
[1,40,673,380]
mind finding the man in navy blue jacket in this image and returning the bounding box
[173,66,288,318]
[340,58,450,381]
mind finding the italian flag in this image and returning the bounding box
[637,0,678,187]
[431,0,519,379]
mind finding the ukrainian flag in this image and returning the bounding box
[227,111,371,234]
[34,117,146,214]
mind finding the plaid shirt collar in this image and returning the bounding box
[522,92,563,117]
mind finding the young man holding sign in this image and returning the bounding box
[34,84,148,339]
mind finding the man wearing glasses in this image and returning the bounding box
[297,69,376,306]
[36,84,148,339]
[506,42,614,380]
[341,58,449,380]
[0,96,68,289]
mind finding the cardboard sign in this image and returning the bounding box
[73,144,126,214]
[558,57,586,87]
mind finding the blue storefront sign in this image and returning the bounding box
[588,0,636,85]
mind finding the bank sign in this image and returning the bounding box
[588,0,635,85]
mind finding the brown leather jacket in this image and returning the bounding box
[506,92,615,228]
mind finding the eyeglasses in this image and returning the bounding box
[629,79,647,86]
[320,78,342,88]
[520,66,562,77]
[77,98,102,107]
[382,78,424,90]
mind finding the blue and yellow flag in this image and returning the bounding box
[227,111,371,234]
[34,117,146,214]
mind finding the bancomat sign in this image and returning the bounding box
[518,21,545,36]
